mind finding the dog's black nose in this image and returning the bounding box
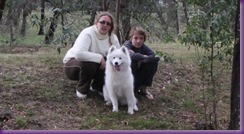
[115,62,118,65]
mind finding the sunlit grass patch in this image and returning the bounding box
[15,116,29,128]
[129,117,170,129]
[150,42,196,62]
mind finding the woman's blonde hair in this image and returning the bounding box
[129,26,147,42]
[94,12,115,36]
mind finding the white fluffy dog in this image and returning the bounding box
[103,45,138,114]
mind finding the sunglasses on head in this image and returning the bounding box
[98,21,112,26]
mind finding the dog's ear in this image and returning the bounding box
[121,46,128,55]
[109,45,116,53]
[121,46,131,62]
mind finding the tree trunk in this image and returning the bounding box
[153,0,168,36]
[114,0,121,43]
[13,8,21,26]
[38,0,45,35]
[9,22,14,45]
[166,0,176,26]
[87,0,98,26]
[121,0,131,43]
[0,0,7,22]
[174,0,179,35]
[45,10,60,44]
[5,5,15,45]
[20,8,28,36]
[5,4,13,26]
[228,40,240,130]
[103,0,110,11]
[228,0,240,130]
[182,0,189,24]
[89,9,96,26]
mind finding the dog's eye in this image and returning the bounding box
[119,57,122,59]
[113,57,115,59]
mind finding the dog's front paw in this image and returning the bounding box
[105,101,112,106]
[128,106,135,114]
[112,106,118,112]
[112,109,118,112]
[112,105,118,112]
[127,110,134,115]
[133,105,138,111]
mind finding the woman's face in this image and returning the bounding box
[96,15,112,35]
[131,33,145,48]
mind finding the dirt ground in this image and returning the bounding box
[0,46,231,130]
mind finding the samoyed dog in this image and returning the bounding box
[103,45,138,114]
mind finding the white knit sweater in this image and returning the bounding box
[63,25,120,64]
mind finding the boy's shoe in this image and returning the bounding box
[90,87,103,97]
[76,90,87,99]
[138,86,154,100]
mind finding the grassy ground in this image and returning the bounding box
[0,43,231,130]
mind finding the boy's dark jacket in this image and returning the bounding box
[123,41,160,63]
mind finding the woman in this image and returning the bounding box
[124,26,160,100]
[63,12,120,99]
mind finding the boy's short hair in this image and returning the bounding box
[129,26,147,42]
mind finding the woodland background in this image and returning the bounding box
[0,0,240,131]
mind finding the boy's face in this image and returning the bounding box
[131,34,145,48]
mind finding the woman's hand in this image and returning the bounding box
[100,57,106,69]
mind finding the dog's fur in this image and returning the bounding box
[103,45,138,114]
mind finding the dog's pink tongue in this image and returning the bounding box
[114,66,120,71]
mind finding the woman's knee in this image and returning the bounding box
[64,66,80,81]
[64,61,99,81]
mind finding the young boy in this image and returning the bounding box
[124,26,160,100]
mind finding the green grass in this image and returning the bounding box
[0,43,231,130]
[15,116,29,128]
[16,104,25,111]
[150,42,197,63]
[129,118,170,129]
[0,32,45,46]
